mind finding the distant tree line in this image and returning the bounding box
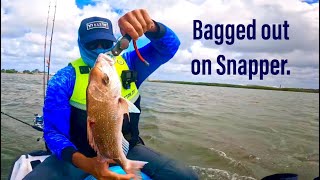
[149,80,319,93]
[1,69,44,74]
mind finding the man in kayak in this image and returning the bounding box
[24,9,198,180]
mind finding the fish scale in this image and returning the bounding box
[86,54,147,179]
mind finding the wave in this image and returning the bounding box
[190,165,257,180]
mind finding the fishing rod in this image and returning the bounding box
[43,0,51,99]
[46,0,57,86]
[1,112,43,132]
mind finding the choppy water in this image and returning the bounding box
[1,73,319,180]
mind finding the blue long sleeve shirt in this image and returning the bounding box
[43,22,180,161]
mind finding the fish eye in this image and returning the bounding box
[102,74,109,85]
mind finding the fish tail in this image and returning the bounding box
[126,160,148,179]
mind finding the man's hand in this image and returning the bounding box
[118,9,158,40]
[72,152,135,180]
[89,157,135,180]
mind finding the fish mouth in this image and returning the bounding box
[97,55,115,77]
[100,54,115,66]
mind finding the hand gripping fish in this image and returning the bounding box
[86,53,147,179]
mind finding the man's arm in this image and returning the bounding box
[123,22,180,87]
[43,66,78,162]
[117,9,180,87]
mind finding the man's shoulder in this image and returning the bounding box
[56,65,75,75]
[48,65,76,89]
[52,65,76,81]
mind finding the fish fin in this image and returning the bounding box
[119,97,140,114]
[87,116,98,153]
[97,153,106,163]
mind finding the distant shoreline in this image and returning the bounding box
[148,80,319,93]
[1,72,55,76]
[2,73,318,93]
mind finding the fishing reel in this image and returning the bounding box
[33,114,44,132]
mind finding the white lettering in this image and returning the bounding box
[86,21,109,30]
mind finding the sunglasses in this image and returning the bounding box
[85,40,114,50]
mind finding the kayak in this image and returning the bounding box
[9,150,152,180]
[5,114,151,180]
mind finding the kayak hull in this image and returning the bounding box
[9,150,151,180]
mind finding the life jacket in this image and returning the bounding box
[68,56,141,157]
[69,57,139,110]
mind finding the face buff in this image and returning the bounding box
[78,38,113,68]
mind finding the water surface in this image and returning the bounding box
[1,73,319,180]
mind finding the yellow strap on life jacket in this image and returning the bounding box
[69,56,139,110]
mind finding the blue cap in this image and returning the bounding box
[78,16,117,44]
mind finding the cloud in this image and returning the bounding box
[1,0,319,89]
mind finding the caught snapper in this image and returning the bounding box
[86,54,147,178]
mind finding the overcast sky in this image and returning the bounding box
[1,0,319,89]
